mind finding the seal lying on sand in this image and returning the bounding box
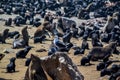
[16,46,32,58]
[12,26,29,48]
[80,42,117,66]
[34,22,51,38]
[88,42,117,62]
[12,39,26,49]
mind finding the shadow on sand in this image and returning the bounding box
[1,70,19,73]
[0,78,12,80]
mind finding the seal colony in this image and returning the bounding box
[0,0,120,80]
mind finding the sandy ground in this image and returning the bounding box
[0,14,120,80]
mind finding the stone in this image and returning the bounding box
[3,48,14,53]
[3,49,10,53]
[25,52,84,80]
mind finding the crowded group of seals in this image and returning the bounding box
[0,0,120,80]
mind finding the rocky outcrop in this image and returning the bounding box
[25,52,84,80]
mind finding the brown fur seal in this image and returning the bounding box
[112,12,120,25]
[43,21,52,32]
[88,42,116,61]
[34,21,51,38]
[34,25,45,38]
[103,16,116,33]
[85,2,95,12]
[0,29,9,43]
[44,12,53,23]
[77,2,94,19]
[21,26,29,46]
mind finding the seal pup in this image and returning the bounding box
[6,57,16,73]
[0,29,9,43]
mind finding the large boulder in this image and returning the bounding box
[24,52,84,80]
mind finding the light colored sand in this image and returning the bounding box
[0,14,119,80]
